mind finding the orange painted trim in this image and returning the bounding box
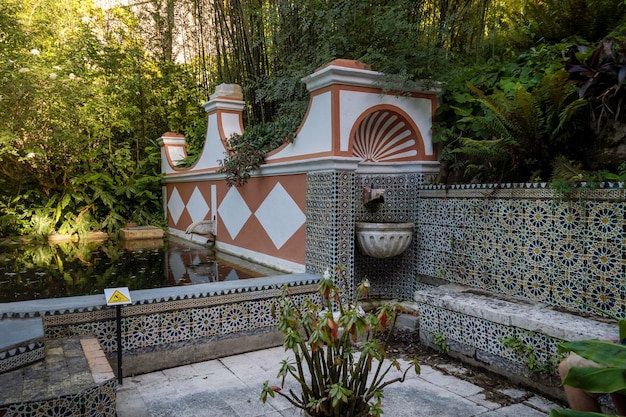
[336,83,439,101]
[216,109,244,153]
[263,151,336,165]
[331,84,343,156]
[431,97,439,130]
[163,166,222,177]
[162,132,184,138]
[316,59,372,71]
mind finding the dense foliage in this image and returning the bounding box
[2,0,626,238]
[0,0,207,237]
[434,0,626,183]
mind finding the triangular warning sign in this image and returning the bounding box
[108,290,130,304]
[104,287,131,306]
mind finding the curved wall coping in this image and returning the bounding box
[162,156,440,184]
[0,273,320,319]
[302,62,442,95]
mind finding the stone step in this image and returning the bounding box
[0,317,45,373]
[0,337,116,416]
[414,284,619,400]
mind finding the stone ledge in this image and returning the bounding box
[81,338,115,383]
[0,317,45,373]
[414,284,617,341]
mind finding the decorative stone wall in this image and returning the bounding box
[160,59,440,280]
[415,184,625,319]
[305,171,355,299]
[1,275,319,376]
[413,183,624,389]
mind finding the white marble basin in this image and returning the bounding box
[355,222,414,258]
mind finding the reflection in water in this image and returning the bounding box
[166,239,258,285]
[0,237,275,302]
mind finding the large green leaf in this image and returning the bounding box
[560,340,626,368]
[563,367,626,394]
[549,409,613,417]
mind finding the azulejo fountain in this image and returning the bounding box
[355,222,414,259]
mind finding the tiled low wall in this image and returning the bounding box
[412,183,624,387]
[414,284,617,397]
[416,184,625,318]
[0,274,320,376]
[0,337,116,417]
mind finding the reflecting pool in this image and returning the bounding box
[0,236,283,302]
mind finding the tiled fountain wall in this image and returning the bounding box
[0,60,440,380]
[416,184,625,317]
[413,184,625,386]
[306,171,426,302]
[354,173,424,300]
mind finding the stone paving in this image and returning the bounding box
[0,337,98,405]
[116,346,564,416]
[0,337,117,417]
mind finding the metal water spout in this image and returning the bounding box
[363,186,385,205]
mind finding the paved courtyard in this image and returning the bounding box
[116,346,563,416]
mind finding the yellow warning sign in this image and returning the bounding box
[104,287,132,306]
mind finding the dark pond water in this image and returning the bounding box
[0,236,282,303]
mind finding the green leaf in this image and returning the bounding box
[563,367,626,394]
[549,409,609,417]
[560,340,626,368]
[328,382,351,407]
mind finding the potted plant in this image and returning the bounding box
[261,265,420,417]
[549,319,626,417]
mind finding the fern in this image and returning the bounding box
[456,69,586,182]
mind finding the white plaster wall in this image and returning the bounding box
[196,113,228,169]
[339,91,435,156]
[265,92,332,161]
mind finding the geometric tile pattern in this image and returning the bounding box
[0,380,117,417]
[218,186,252,239]
[0,342,45,374]
[0,337,116,417]
[418,303,563,375]
[417,185,626,319]
[186,186,210,223]
[255,183,306,249]
[42,283,319,355]
[305,171,355,300]
[354,173,424,300]
[167,186,185,225]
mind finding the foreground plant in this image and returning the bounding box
[549,319,626,417]
[261,265,419,417]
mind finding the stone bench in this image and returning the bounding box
[0,317,45,373]
[413,284,618,399]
